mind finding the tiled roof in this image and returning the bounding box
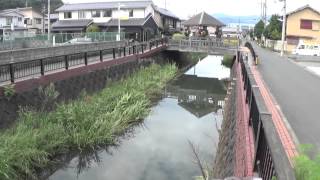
[102,18,146,27]
[52,19,93,28]
[154,6,179,20]
[287,4,320,16]
[56,0,153,12]
[0,9,24,17]
[182,12,225,27]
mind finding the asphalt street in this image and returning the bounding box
[253,43,320,150]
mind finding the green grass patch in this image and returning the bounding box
[172,33,186,40]
[222,54,235,68]
[294,145,320,180]
[0,63,177,179]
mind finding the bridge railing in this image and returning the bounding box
[168,37,239,50]
[239,44,296,180]
[0,38,166,84]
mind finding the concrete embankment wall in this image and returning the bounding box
[213,58,237,178]
[0,49,199,129]
[0,41,125,64]
[0,47,167,128]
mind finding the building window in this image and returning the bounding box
[92,10,101,18]
[24,18,32,25]
[129,10,134,17]
[103,10,112,17]
[35,18,42,24]
[313,21,320,31]
[300,19,312,29]
[79,11,86,19]
[6,17,12,26]
[18,17,22,22]
[64,12,72,19]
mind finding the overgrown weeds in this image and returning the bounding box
[0,63,177,180]
[294,144,320,180]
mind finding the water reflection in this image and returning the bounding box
[48,55,229,180]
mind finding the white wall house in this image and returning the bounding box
[0,9,26,40]
[18,7,45,34]
[52,0,180,35]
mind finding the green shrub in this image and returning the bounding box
[222,54,235,68]
[294,145,320,180]
[172,33,186,40]
[86,24,100,32]
[3,84,15,99]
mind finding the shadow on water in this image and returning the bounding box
[45,55,230,180]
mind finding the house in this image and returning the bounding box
[0,9,27,41]
[182,12,225,37]
[153,6,181,34]
[17,7,45,34]
[286,5,320,52]
[52,0,180,41]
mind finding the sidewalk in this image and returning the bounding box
[252,43,320,151]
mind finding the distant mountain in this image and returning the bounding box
[213,13,262,25]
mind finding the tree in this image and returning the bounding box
[254,20,265,40]
[0,0,63,12]
[86,24,100,32]
[263,14,282,40]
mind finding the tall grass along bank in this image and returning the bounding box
[0,63,177,180]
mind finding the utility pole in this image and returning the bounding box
[280,0,286,56]
[48,0,51,41]
[118,3,121,41]
[165,0,167,9]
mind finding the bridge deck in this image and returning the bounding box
[252,43,320,151]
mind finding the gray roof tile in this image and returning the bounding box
[52,19,93,28]
[154,6,179,20]
[56,0,153,12]
[182,12,225,27]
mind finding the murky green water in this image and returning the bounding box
[48,55,230,180]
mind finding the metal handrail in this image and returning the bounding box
[0,38,166,84]
[239,43,295,180]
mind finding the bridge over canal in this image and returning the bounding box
[0,38,298,179]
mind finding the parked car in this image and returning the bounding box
[292,44,320,56]
[62,37,93,45]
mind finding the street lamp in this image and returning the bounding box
[48,0,51,41]
[280,0,286,56]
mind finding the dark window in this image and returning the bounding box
[92,10,101,18]
[18,17,22,22]
[103,10,112,17]
[300,19,312,29]
[129,10,134,17]
[6,17,12,25]
[64,12,72,19]
[35,18,42,24]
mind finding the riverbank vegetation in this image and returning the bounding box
[0,63,177,180]
[294,145,320,180]
[222,54,235,68]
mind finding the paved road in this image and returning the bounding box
[253,43,320,150]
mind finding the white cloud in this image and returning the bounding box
[62,0,320,19]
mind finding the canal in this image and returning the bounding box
[48,55,230,180]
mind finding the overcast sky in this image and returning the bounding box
[62,0,320,19]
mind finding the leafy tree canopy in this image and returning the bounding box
[86,24,101,33]
[264,14,282,40]
[254,20,265,39]
[0,0,63,13]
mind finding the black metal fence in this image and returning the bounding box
[239,43,296,180]
[0,38,165,84]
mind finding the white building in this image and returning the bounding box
[0,9,27,40]
[18,7,45,34]
[52,0,180,41]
